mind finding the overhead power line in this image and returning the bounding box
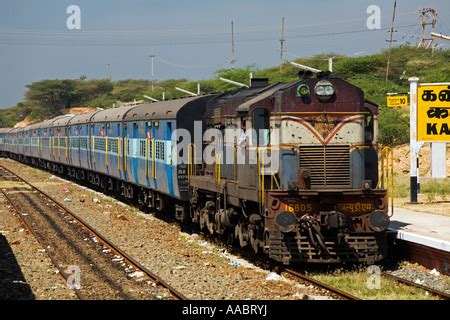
[0,11,420,37]
[0,24,419,47]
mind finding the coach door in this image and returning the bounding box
[131,122,139,185]
[253,108,270,147]
[123,124,128,180]
[253,108,270,196]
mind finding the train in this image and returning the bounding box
[0,72,391,264]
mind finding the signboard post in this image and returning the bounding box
[409,78,419,203]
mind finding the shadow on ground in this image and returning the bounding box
[0,233,35,300]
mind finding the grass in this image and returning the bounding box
[393,175,450,216]
[309,266,438,300]
[394,175,450,199]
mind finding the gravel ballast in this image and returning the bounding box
[0,159,325,300]
[0,193,77,300]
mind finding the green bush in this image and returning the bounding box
[378,107,409,145]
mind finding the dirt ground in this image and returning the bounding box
[392,143,450,177]
[0,159,327,300]
[391,144,450,216]
[0,193,77,300]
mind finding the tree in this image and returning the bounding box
[72,79,113,106]
[25,80,77,118]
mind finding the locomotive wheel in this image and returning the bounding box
[248,228,261,254]
[199,209,206,230]
[155,194,164,211]
[198,208,215,234]
[207,217,215,235]
[235,223,248,248]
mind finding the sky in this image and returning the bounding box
[0,0,449,108]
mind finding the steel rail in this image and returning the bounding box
[382,272,450,300]
[284,268,360,300]
[0,186,86,300]
[0,165,187,300]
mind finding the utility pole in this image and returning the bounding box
[279,17,286,70]
[107,64,112,81]
[385,0,397,84]
[149,51,156,92]
[418,8,437,51]
[230,21,236,68]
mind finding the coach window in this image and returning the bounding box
[253,108,270,146]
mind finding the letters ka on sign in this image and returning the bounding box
[417,84,450,142]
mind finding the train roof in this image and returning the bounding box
[35,114,74,129]
[26,122,42,131]
[236,83,288,112]
[123,96,205,122]
[0,128,13,133]
[51,114,75,127]
[68,110,100,125]
[9,127,24,133]
[90,105,138,123]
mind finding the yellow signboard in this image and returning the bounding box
[387,95,408,107]
[417,84,450,142]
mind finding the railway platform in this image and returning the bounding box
[388,207,450,275]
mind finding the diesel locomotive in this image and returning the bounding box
[0,72,391,264]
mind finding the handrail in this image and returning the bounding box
[260,148,265,206]
[146,138,149,177]
[118,138,121,171]
[234,143,237,183]
[187,143,195,181]
[124,137,127,173]
[105,136,109,167]
[65,137,69,160]
[151,138,156,179]
[92,136,95,164]
[215,153,221,185]
[58,136,61,159]
[256,146,280,194]
[379,146,394,216]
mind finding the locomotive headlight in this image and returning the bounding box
[314,80,335,100]
[324,85,335,96]
[275,211,297,233]
[315,86,326,95]
[368,210,390,232]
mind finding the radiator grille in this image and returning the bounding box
[299,145,351,187]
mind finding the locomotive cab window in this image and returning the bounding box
[364,108,374,143]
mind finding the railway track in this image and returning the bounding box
[2,163,448,301]
[283,269,360,300]
[381,272,450,300]
[284,268,450,300]
[0,165,186,300]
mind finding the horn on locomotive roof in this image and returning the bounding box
[317,71,332,79]
[298,70,314,79]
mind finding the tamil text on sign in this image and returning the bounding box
[417,84,450,142]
